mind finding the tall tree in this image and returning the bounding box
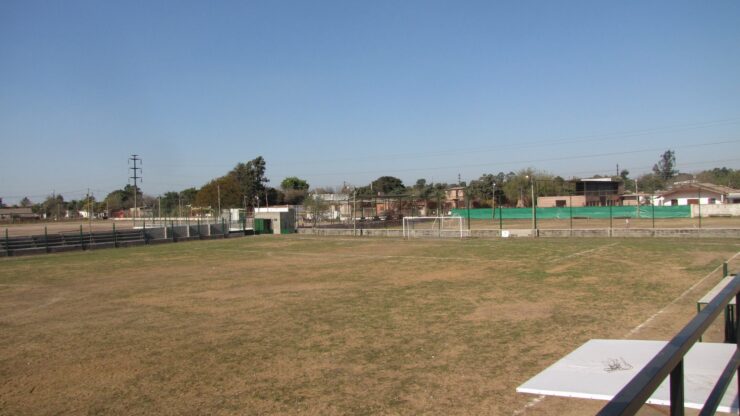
[280,176,309,204]
[697,167,740,188]
[104,185,142,210]
[195,175,241,210]
[19,197,32,207]
[280,177,309,191]
[371,176,405,195]
[653,150,678,181]
[231,156,269,208]
[41,194,65,219]
[303,194,329,227]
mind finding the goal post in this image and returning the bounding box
[402,216,466,239]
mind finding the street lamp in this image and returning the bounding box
[526,175,536,231]
[492,181,496,223]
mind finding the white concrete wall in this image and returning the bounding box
[662,190,724,206]
[691,204,740,217]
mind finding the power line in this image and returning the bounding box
[279,138,740,178]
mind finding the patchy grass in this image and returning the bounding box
[0,236,738,415]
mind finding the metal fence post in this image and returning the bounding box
[736,290,740,402]
[80,225,84,250]
[113,222,117,247]
[5,228,9,256]
[670,361,684,416]
[44,226,49,253]
[723,262,728,277]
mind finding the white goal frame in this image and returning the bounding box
[402,216,466,239]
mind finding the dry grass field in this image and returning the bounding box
[1,235,739,415]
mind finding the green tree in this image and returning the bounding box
[195,175,242,210]
[303,194,329,227]
[41,194,65,219]
[636,173,664,194]
[697,167,740,188]
[653,150,678,181]
[280,177,309,205]
[370,176,405,195]
[280,177,309,191]
[231,156,269,208]
[19,197,32,207]
[104,185,142,211]
[159,191,181,216]
[180,188,198,205]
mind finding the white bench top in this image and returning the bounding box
[698,275,737,306]
[517,339,738,413]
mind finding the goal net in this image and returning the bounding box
[402,216,466,239]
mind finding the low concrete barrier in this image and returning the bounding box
[298,227,740,239]
[1,224,246,257]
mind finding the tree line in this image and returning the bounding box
[4,150,738,217]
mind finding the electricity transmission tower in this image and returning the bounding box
[129,154,142,226]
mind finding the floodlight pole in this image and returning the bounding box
[492,182,496,223]
[697,184,702,228]
[529,177,536,232]
[353,190,357,236]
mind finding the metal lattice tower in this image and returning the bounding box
[128,154,142,224]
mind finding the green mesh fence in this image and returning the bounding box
[451,205,691,220]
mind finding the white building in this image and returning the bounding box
[659,182,736,206]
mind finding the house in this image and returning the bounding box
[658,182,737,206]
[445,187,465,209]
[537,195,586,208]
[0,207,39,221]
[620,192,652,206]
[315,193,352,220]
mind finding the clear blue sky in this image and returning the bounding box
[1,0,739,203]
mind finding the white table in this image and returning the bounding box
[517,339,738,413]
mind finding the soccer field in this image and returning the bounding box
[1,235,738,415]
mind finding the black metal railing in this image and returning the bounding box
[597,275,740,416]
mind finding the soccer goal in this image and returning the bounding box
[402,216,466,239]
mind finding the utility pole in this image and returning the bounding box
[492,181,496,223]
[129,154,142,227]
[353,189,357,235]
[87,188,92,233]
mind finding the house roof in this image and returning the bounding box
[660,182,737,197]
[0,207,33,214]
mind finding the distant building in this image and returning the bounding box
[254,206,297,234]
[0,207,39,221]
[315,193,351,220]
[658,182,737,206]
[537,178,623,208]
[620,192,651,206]
[445,187,465,209]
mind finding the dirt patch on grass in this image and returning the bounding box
[1,236,738,415]
[465,300,553,322]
